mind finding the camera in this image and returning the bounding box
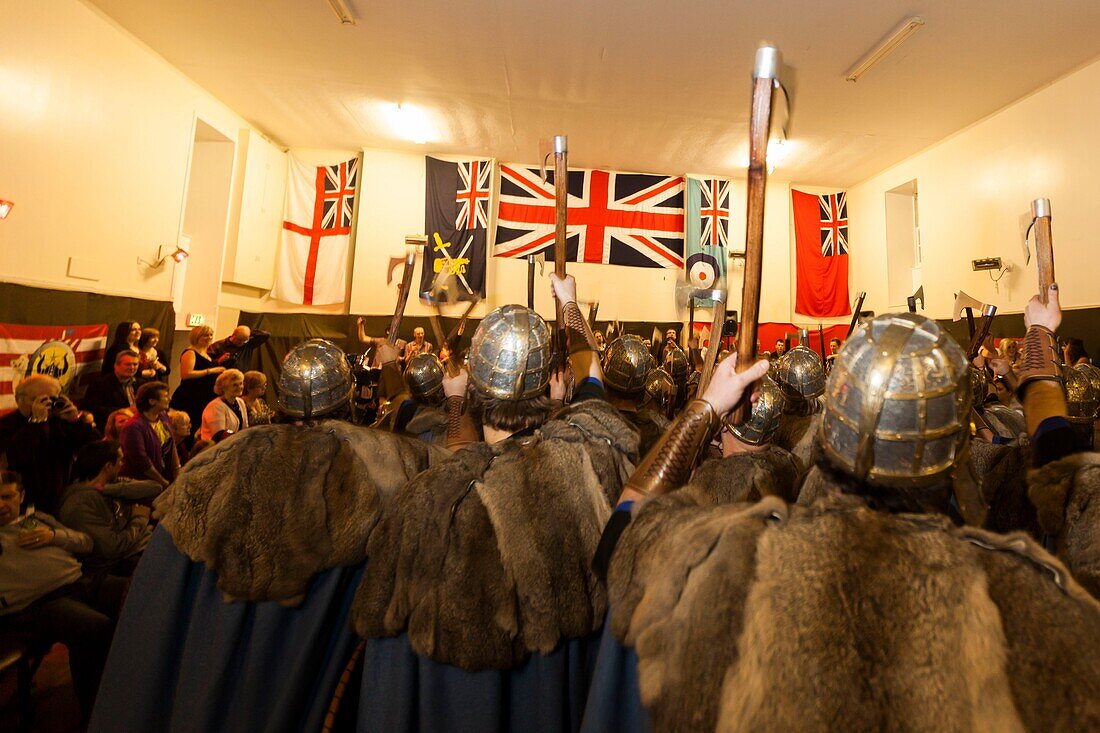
[51,396,67,411]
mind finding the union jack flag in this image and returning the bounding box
[456,159,491,230]
[819,192,848,257]
[699,178,730,248]
[320,158,358,230]
[495,165,685,268]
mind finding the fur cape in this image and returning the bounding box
[1028,451,1100,598]
[772,410,820,472]
[155,422,448,604]
[624,407,670,456]
[688,445,802,506]
[608,488,1100,732]
[351,398,638,670]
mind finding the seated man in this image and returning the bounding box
[58,440,153,578]
[0,374,99,513]
[0,471,122,721]
[81,351,140,430]
[351,275,638,731]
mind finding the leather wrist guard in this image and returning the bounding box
[1016,325,1062,397]
[445,395,479,449]
[562,300,599,355]
[623,398,719,498]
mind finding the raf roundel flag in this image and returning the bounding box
[793,189,850,317]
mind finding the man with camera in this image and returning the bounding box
[0,374,99,513]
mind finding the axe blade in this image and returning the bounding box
[674,281,725,306]
[387,256,405,286]
[952,290,985,322]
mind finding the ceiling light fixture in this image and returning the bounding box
[845,16,924,82]
[0,200,13,219]
[137,244,189,269]
[384,103,439,144]
[325,0,356,26]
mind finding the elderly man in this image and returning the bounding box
[0,471,122,721]
[400,326,433,367]
[208,325,270,370]
[81,351,139,429]
[0,375,99,513]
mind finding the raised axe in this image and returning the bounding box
[724,43,785,424]
[906,285,925,313]
[952,290,985,340]
[385,235,427,345]
[539,135,570,366]
[845,291,867,340]
[1023,198,1055,302]
[676,284,726,389]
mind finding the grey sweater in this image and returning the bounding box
[0,512,91,615]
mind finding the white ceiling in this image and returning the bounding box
[88,0,1100,186]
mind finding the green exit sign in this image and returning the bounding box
[187,314,205,327]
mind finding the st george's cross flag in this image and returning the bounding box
[272,155,360,305]
[684,176,731,305]
[419,157,490,302]
[793,189,851,317]
[0,323,107,414]
[495,165,684,269]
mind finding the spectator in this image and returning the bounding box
[0,375,99,513]
[103,407,136,442]
[0,470,122,720]
[242,370,273,426]
[200,369,248,441]
[774,338,788,357]
[169,324,224,437]
[998,337,1021,369]
[101,321,140,375]
[208,325,270,371]
[58,441,152,578]
[120,381,179,490]
[81,351,140,429]
[401,327,433,366]
[136,327,169,383]
[1062,337,1090,366]
[167,409,193,465]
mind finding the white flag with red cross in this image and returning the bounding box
[273,155,360,305]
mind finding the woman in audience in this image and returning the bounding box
[103,407,135,442]
[120,382,179,491]
[200,369,249,441]
[997,337,1021,369]
[169,324,224,438]
[242,370,273,426]
[1063,337,1091,366]
[167,409,194,465]
[102,321,140,374]
[136,327,169,383]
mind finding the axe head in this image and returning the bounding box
[906,285,925,313]
[1020,210,1035,266]
[426,268,459,305]
[534,250,547,275]
[538,138,552,182]
[952,291,985,322]
[675,281,725,307]
[387,256,405,286]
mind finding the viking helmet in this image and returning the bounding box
[1064,365,1099,425]
[820,313,971,488]
[603,335,656,394]
[663,346,690,385]
[727,376,786,445]
[643,368,675,410]
[774,343,826,402]
[968,366,989,408]
[406,353,445,405]
[1073,363,1100,404]
[278,338,353,419]
[468,305,553,401]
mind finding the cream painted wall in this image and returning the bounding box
[349,150,799,327]
[847,54,1100,320]
[178,139,235,331]
[0,0,260,302]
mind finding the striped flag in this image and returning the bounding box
[0,323,107,414]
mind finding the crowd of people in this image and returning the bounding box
[2,283,1099,729]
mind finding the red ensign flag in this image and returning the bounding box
[793,189,850,317]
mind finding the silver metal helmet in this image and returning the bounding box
[278,338,353,418]
[603,335,656,394]
[727,376,786,445]
[663,346,690,385]
[820,313,971,488]
[643,367,675,410]
[1073,363,1100,404]
[1064,365,1098,425]
[406,353,445,404]
[968,366,989,408]
[468,305,553,400]
[774,344,826,402]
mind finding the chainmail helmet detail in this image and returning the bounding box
[726,376,786,446]
[1073,363,1100,404]
[468,305,553,401]
[643,368,674,410]
[774,343,826,403]
[602,335,656,394]
[278,338,353,419]
[406,353,445,404]
[968,366,989,408]
[820,313,972,488]
[663,347,690,385]
[1064,365,1099,425]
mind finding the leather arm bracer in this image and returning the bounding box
[1016,325,1062,396]
[445,395,480,450]
[622,398,719,498]
[562,300,599,355]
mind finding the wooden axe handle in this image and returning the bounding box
[1034,216,1055,304]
